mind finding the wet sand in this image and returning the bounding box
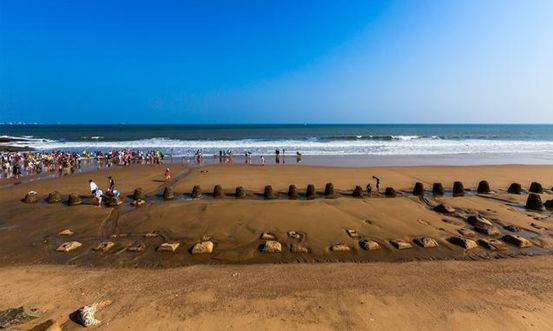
[2,163,553,329]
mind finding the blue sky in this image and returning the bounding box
[0,0,552,124]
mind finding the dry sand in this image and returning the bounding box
[2,163,553,329]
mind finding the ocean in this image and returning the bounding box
[2,124,553,165]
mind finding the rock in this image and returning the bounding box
[467,215,493,227]
[56,241,82,252]
[526,193,544,211]
[478,238,508,251]
[305,184,316,200]
[531,222,547,230]
[384,187,396,197]
[545,200,553,209]
[432,183,444,196]
[263,185,274,199]
[192,241,214,254]
[352,185,364,198]
[131,199,145,206]
[502,234,532,248]
[290,243,309,253]
[58,229,74,236]
[473,223,500,236]
[262,240,282,253]
[413,182,425,196]
[433,203,455,214]
[457,228,476,237]
[453,181,465,197]
[0,306,44,328]
[507,183,522,194]
[359,239,381,251]
[288,185,298,199]
[324,183,336,197]
[47,191,62,204]
[477,180,491,194]
[390,239,412,249]
[143,232,159,238]
[23,191,38,203]
[67,193,82,206]
[106,196,122,206]
[31,319,62,331]
[330,243,351,252]
[346,229,359,238]
[448,236,478,249]
[127,242,146,252]
[93,241,115,252]
[529,182,543,194]
[414,237,439,248]
[163,187,174,200]
[213,185,224,199]
[133,188,145,201]
[260,232,276,240]
[503,224,521,232]
[287,231,302,240]
[72,300,112,328]
[191,185,202,199]
[158,242,180,252]
[235,186,246,198]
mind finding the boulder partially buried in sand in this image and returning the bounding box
[93,241,115,252]
[163,187,174,200]
[71,300,112,328]
[457,227,476,237]
[526,193,544,211]
[158,242,180,252]
[0,306,44,329]
[359,239,381,251]
[260,232,276,240]
[290,243,309,253]
[529,182,544,194]
[432,183,444,196]
[191,185,202,199]
[352,185,364,198]
[507,183,522,195]
[478,238,507,251]
[330,243,351,252]
[452,181,465,197]
[106,196,122,207]
[502,234,532,248]
[288,185,298,199]
[433,203,455,214]
[127,242,146,252]
[477,180,491,194]
[324,183,336,198]
[413,182,424,196]
[235,186,246,199]
[31,319,62,331]
[67,194,82,206]
[262,240,282,253]
[23,191,38,203]
[467,215,500,236]
[390,239,412,249]
[56,241,82,252]
[47,191,61,204]
[414,237,439,248]
[448,236,477,250]
[192,241,214,254]
[305,184,316,200]
[545,200,553,209]
[384,187,396,197]
[58,229,74,236]
[213,185,224,199]
[263,185,274,199]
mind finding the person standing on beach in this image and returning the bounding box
[89,179,98,195]
[261,156,265,166]
[372,176,381,192]
[164,168,171,181]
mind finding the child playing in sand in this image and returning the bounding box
[164,168,171,181]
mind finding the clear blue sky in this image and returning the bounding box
[0,0,552,124]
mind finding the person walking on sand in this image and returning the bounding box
[372,176,381,192]
[164,168,171,181]
[261,156,265,166]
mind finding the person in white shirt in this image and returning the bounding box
[89,179,98,194]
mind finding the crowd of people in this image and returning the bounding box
[0,149,166,179]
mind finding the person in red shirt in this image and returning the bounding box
[164,168,171,181]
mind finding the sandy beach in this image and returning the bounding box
[1,163,553,329]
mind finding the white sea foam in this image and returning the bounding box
[5,136,553,157]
